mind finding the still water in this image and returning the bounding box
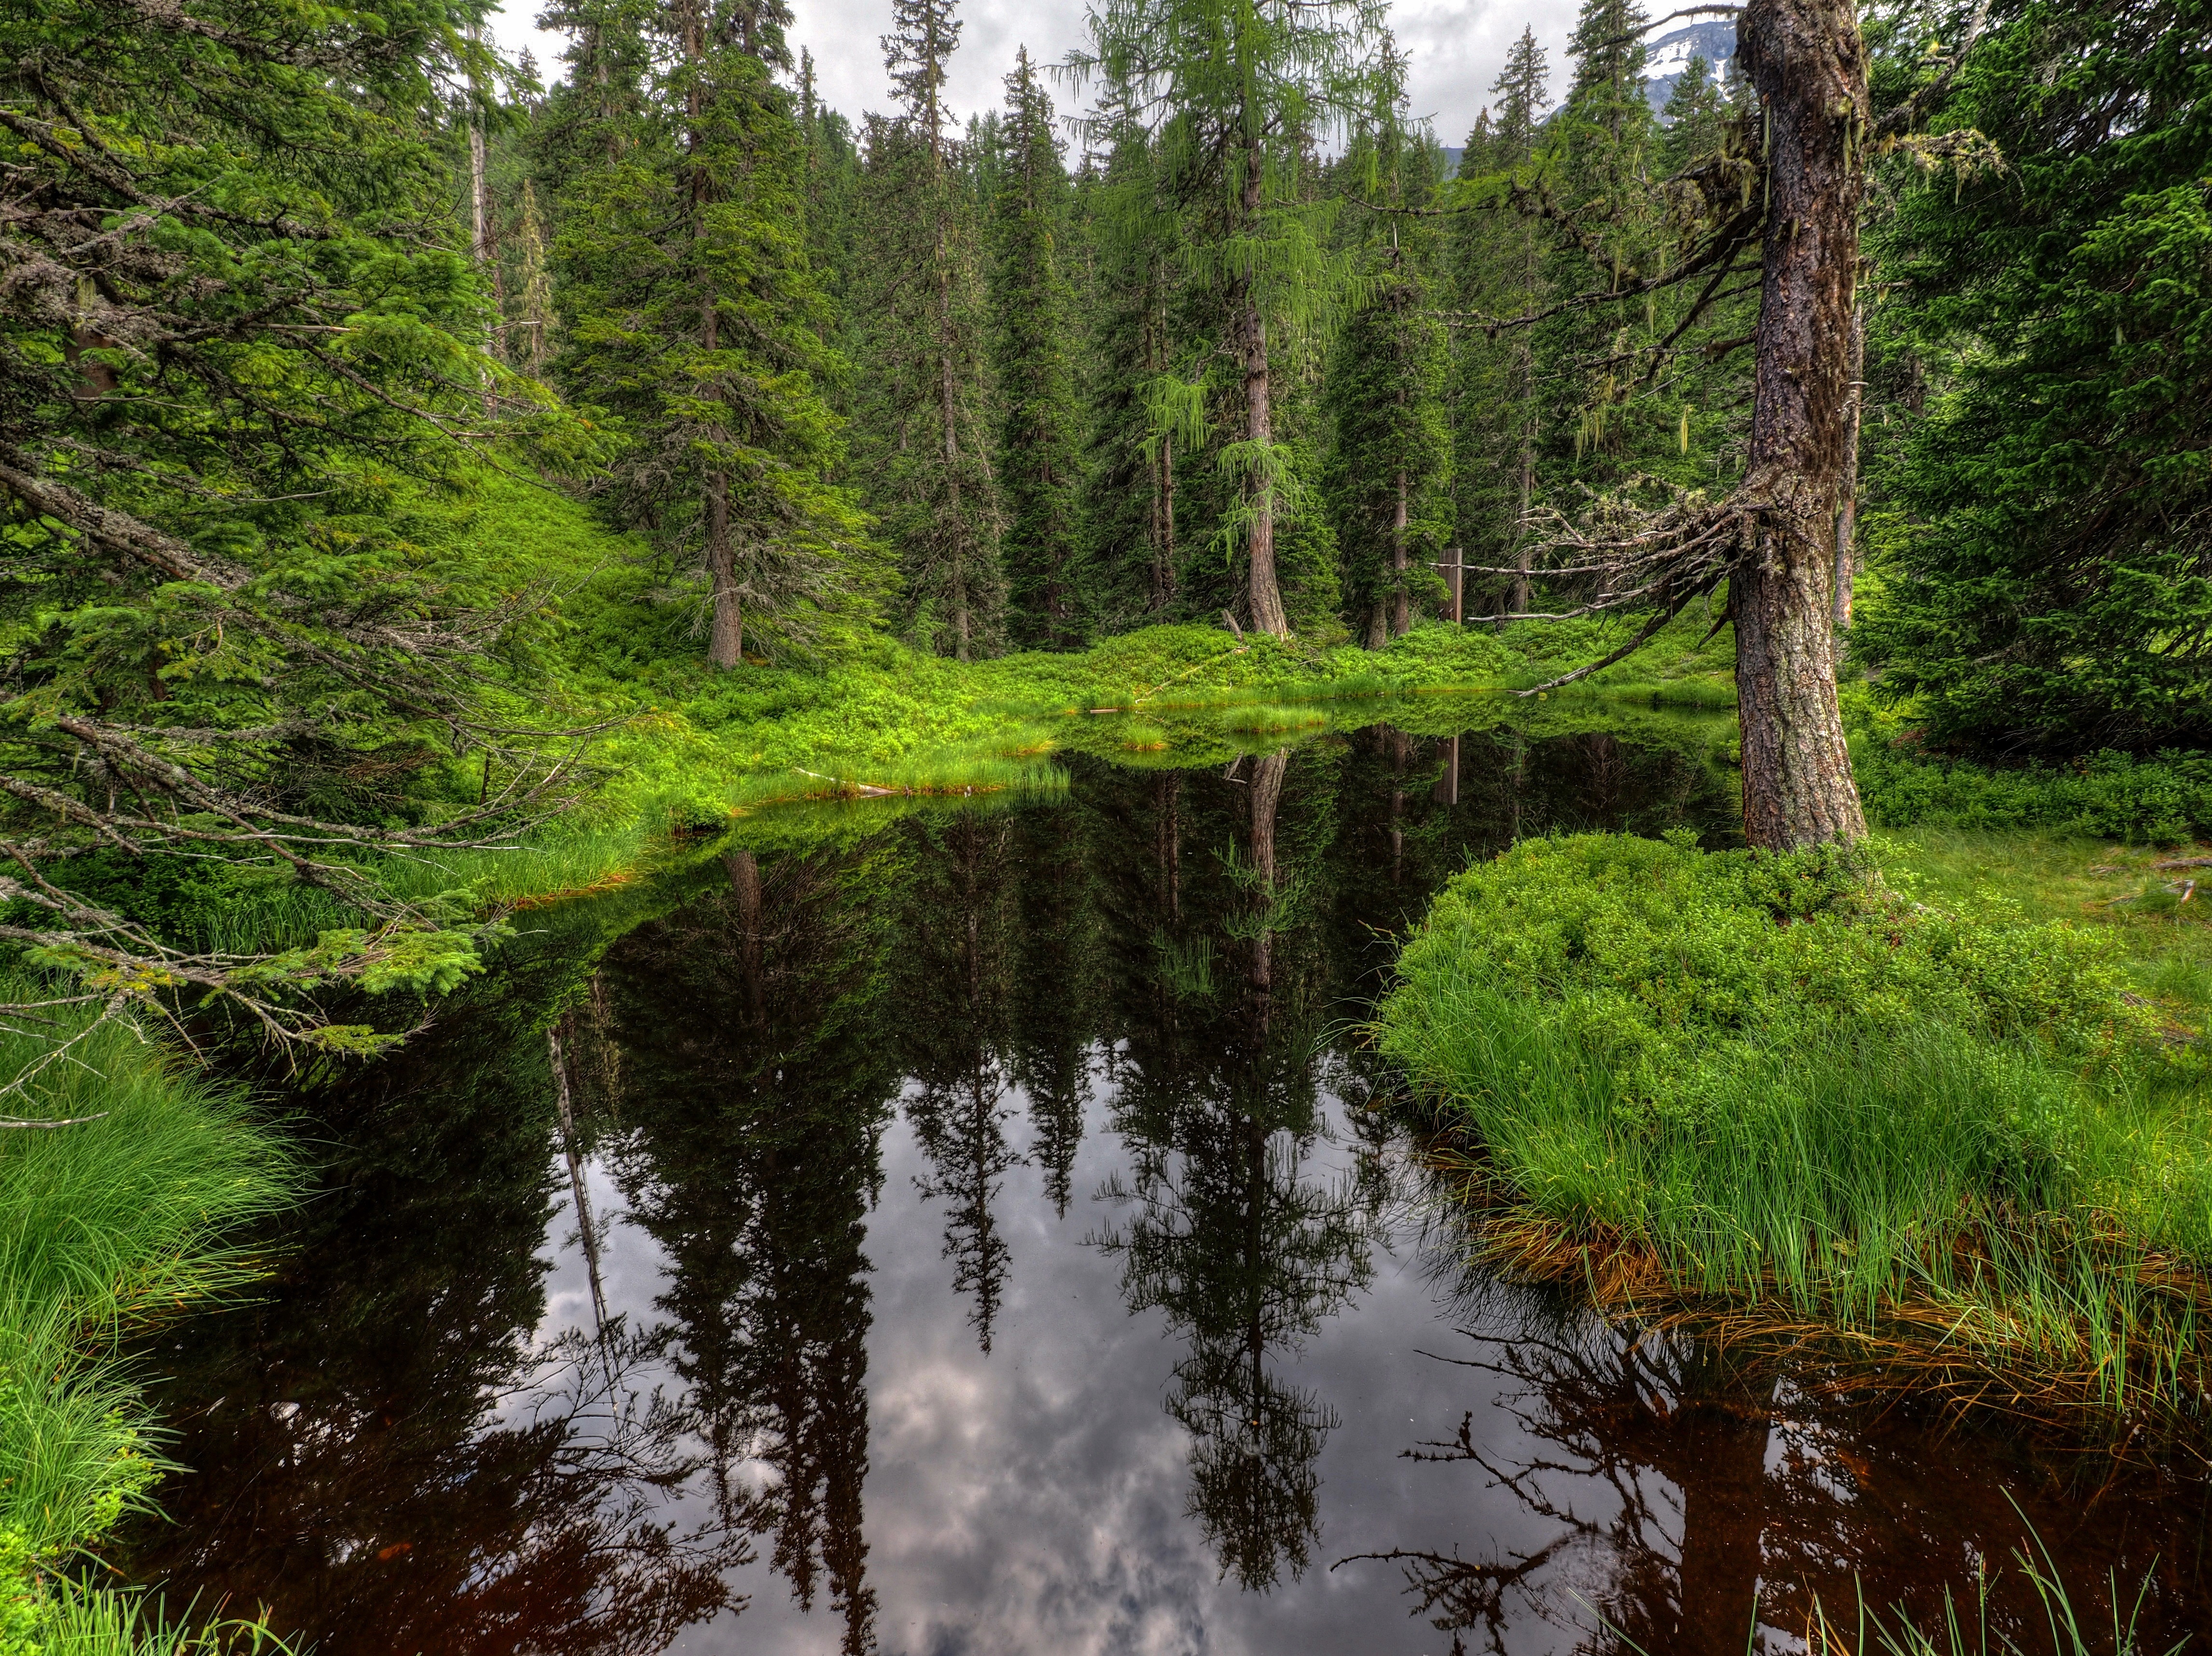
[124,726,2212,1654]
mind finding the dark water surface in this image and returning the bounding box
[124,727,2212,1654]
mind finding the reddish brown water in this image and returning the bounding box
[124,730,2212,1654]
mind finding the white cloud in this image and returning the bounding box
[484,0,1587,158]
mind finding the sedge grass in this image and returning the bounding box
[1379,834,2212,1425]
[0,978,295,1617]
[1393,987,2212,1419]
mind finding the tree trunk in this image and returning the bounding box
[1390,467,1410,636]
[1733,0,1870,850]
[705,470,743,668]
[1157,433,1176,612]
[1236,156,1289,639]
[1833,288,1866,630]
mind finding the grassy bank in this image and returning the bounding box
[1377,833,2212,1426]
[0,983,294,1652]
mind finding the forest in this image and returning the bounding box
[0,0,2208,1642]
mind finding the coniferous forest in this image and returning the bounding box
[3,0,2211,1644]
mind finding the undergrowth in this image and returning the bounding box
[1377,833,2212,1425]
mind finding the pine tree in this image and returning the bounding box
[550,0,879,666]
[853,0,1008,658]
[1073,0,1387,637]
[990,50,1083,647]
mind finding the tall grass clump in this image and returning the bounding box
[1377,833,2212,1419]
[0,975,295,1642]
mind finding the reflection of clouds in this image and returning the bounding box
[523,1062,1628,1656]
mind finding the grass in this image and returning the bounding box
[0,979,295,1649]
[1379,833,2212,1426]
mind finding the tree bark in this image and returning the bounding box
[1389,466,1410,637]
[1833,287,1866,630]
[1732,0,1870,849]
[705,468,744,668]
[1236,154,1289,639]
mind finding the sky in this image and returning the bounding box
[483,0,1586,156]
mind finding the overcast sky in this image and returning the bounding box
[485,0,1582,155]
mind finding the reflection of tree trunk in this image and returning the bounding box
[725,851,764,1024]
[549,1020,608,1335]
[1670,1365,1775,1649]
[1431,732,1461,808]
[1384,726,1408,884]
[1247,750,1286,999]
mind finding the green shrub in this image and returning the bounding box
[1849,688,2212,846]
[1381,832,2158,1134]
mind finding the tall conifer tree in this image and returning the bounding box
[1072,0,1387,637]
[1326,46,1451,644]
[991,51,1083,646]
[854,0,1008,658]
[1446,28,1549,615]
[549,0,877,666]
[1078,88,1183,626]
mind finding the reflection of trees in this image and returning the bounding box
[1092,748,1377,1590]
[119,935,752,1656]
[893,813,1025,1352]
[589,843,896,1655]
[1009,805,1096,1218]
[1355,1281,2212,1654]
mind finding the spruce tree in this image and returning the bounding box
[1078,91,1184,627]
[1072,0,1387,637]
[853,0,1008,658]
[550,0,878,666]
[1445,28,1549,615]
[1326,48,1452,645]
[991,50,1084,647]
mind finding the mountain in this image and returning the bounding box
[1643,18,1736,112]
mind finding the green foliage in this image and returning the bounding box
[1379,834,2212,1409]
[546,16,882,664]
[1849,690,2212,845]
[1855,0,2212,757]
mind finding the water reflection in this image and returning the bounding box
[122,724,2212,1654]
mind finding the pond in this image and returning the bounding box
[124,722,2212,1654]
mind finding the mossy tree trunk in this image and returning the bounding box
[1732,0,1869,849]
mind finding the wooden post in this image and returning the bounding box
[1434,548,1465,625]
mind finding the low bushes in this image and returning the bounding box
[1850,691,2212,846]
[1377,833,2212,1416]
